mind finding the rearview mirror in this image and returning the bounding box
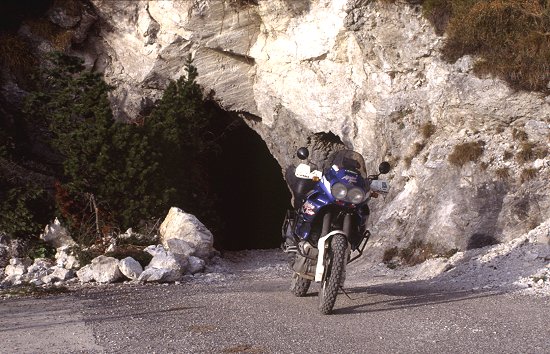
[297,147,309,160]
[378,161,391,174]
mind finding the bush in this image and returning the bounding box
[448,141,484,167]
[22,52,221,240]
[0,184,52,239]
[420,122,436,139]
[516,142,547,163]
[423,0,550,93]
[520,168,537,182]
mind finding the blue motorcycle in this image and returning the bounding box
[282,147,390,314]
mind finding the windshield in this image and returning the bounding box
[325,150,367,178]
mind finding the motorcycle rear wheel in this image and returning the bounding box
[319,233,347,315]
[290,272,311,297]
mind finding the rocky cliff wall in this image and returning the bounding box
[87,0,549,253]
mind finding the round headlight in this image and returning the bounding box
[347,188,365,204]
[331,183,347,200]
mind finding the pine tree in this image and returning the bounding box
[144,55,221,231]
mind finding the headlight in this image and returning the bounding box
[347,188,365,204]
[331,183,347,200]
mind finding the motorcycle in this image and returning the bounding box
[282,147,390,314]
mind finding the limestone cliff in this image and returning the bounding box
[86,0,549,252]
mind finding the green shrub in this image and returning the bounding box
[0,185,52,239]
[21,52,221,241]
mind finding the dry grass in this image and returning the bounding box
[448,141,484,167]
[520,168,537,182]
[420,122,437,139]
[383,246,399,263]
[423,0,550,93]
[53,0,82,17]
[0,33,36,84]
[495,167,510,180]
[404,142,426,168]
[516,142,547,163]
[24,18,73,50]
[512,128,529,141]
[503,150,514,160]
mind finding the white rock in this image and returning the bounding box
[187,256,205,275]
[29,278,44,286]
[144,244,166,257]
[50,267,75,282]
[119,257,143,280]
[4,258,31,277]
[160,207,214,259]
[40,218,76,249]
[147,249,185,274]
[76,264,94,283]
[165,238,195,258]
[55,246,80,270]
[90,255,123,283]
[28,258,54,274]
[138,267,175,282]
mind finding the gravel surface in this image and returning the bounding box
[1,248,549,353]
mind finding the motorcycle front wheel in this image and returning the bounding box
[318,233,347,315]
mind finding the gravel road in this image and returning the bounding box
[1,249,549,354]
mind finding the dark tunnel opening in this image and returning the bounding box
[209,111,291,251]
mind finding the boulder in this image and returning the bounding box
[42,267,75,284]
[187,256,205,275]
[119,257,143,280]
[138,267,180,283]
[139,247,185,283]
[55,246,80,270]
[40,218,76,249]
[160,207,214,259]
[4,257,31,277]
[90,255,123,283]
[2,274,23,287]
[119,228,159,245]
[147,249,186,273]
[29,278,44,287]
[76,264,94,283]
[27,258,54,279]
[144,244,166,257]
[50,267,75,282]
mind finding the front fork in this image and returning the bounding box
[315,212,352,282]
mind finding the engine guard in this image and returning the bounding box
[315,230,350,282]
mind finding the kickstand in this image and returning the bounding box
[340,286,353,300]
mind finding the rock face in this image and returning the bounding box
[160,207,214,259]
[81,1,549,251]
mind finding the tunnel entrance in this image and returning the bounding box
[210,113,291,251]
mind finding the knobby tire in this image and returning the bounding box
[290,272,311,297]
[319,234,347,315]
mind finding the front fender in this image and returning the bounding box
[315,230,349,282]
